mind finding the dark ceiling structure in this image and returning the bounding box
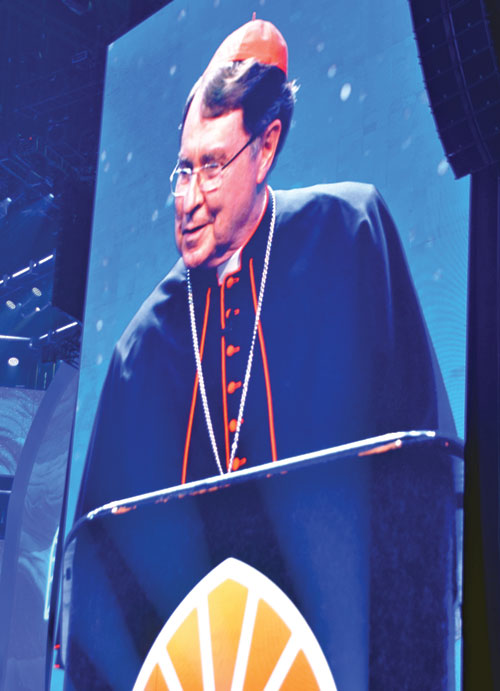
[411,0,500,178]
[0,0,171,388]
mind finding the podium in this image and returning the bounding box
[61,432,463,690]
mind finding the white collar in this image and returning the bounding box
[215,186,270,286]
[216,247,243,285]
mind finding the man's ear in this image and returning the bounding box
[256,119,282,184]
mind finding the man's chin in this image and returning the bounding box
[181,248,213,270]
[180,241,230,271]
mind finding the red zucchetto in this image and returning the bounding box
[206,17,288,77]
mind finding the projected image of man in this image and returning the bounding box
[77,19,454,515]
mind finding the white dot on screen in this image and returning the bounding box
[96,320,103,332]
[437,158,449,176]
[327,64,337,78]
[104,162,110,173]
[317,42,325,53]
[126,152,133,162]
[178,8,186,20]
[170,65,177,76]
[96,354,103,366]
[8,357,19,367]
[152,209,159,222]
[101,150,107,162]
[340,83,352,101]
[401,137,412,150]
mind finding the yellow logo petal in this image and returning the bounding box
[134,558,337,690]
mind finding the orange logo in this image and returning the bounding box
[134,558,337,690]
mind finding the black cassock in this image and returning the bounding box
[77,182,455,516]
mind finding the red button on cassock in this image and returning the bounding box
[229,418,244,433]
[226,276,240,289]
[232,457,247,471]
[227,380,242,394]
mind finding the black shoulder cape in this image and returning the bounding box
[77,183,454,515]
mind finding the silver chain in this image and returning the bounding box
[186,186,276,475]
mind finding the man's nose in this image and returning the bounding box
[182,171,204,215]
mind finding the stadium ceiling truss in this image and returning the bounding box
[0,0,171,385]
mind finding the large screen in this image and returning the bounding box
[67,0,469,522]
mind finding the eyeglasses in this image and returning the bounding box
[170,135,256,197]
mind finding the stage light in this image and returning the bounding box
[0,335,31,342]
[32,287,42,297]
[0,197,12,212]
[8,357,19,367]
[35,307,41,312]
[55,321,78,333]
[12,266,30,278]
[6,300,16,310]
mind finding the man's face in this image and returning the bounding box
[174,96,264,269]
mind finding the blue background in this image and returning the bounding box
[66,0,469,526]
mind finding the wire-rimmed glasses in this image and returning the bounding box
[170,135,256,197]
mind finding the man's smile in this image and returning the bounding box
[182,219,214,240]
[182,223,206,235]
